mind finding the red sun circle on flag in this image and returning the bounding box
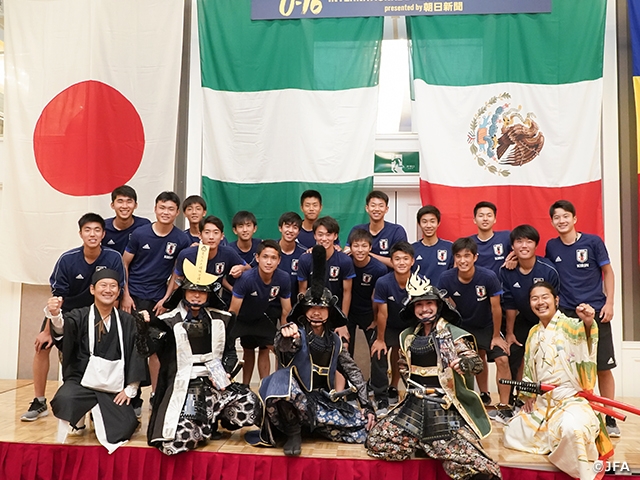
[33,80,145,196]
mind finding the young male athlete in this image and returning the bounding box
[22,214,126,421]
[230,211,261,267]
[346,190,407,269]
[412,205,453,287]
[229,240,292,385]
[103,185,150,255]
[545,199,619,437]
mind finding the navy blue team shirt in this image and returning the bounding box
[472,231,512,277]
[103,216,150,255]
[297,250,355,303]
[50,246,125,313]
[277,243,307,303]
[351,257,388,316]
[348,221,408,258]
[230,238,261,267]
[125,224,191,301]
[232,267,291,322]
[438,266,503,330]
[412,238,454,288]
[545,233,610,311]
[373,272,409,330]
[500,257,560,324]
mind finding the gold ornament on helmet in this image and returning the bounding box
[182,243,219,288]
[405,267,433,298]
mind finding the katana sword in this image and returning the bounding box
[499,379,640,421]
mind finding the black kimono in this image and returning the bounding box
[50,305,147,452]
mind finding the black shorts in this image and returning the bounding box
[560,307,617,371]
[240,335,273,350]
[384,326,403,347]
[463,324,508,362]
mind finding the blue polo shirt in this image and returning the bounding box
[125,224,191,301]
[232,268,291,322]
[103,216,150,255]
[471,230,512,277]
[297,250,355,303]
[438,266,502,330]
[348,221,408,258]
[351,257,388,316]
[412,238,454,288]
[373,272,410,330]
[50,246,126,313]
[278,243,307,302]
[545,233,610,310]
[500,257,560,324]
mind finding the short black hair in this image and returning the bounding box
[199,215,224,233]
[300,190,322,206]
[473,201,497,216]
[278,211,302,228]
[390,241,414,258]
[366,190,389,205]
[452,237,478,256]
[416,205,441,223]
[348,228,373,246]
[232,210,257,228]
[529,280,558,299]
[78,213,105,230]
[155,191,181,209]
[549,199,576,218]
[111,185,137,203]
[256,239,281,256]
[182,195,207,212]
[510,224,540,246]
[313,216,339,234]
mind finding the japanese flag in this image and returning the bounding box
[0,0,184,284]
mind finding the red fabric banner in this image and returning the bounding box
[0,441,618,480]
[420,180,604,251]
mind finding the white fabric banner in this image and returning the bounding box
[414,79,603,188]
[1,0,184,284]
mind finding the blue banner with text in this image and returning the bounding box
[251,0,552,20]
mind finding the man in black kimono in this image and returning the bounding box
[48,269,147,453]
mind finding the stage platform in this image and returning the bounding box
[1,380,639,479]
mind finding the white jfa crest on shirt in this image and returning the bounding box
[362,273,373,284]
[291,259,299,271]
[576,249,588,263]
[270,286,280,299]
[329,266,340,278]
[379,239,389,251]
[493,243,504,256]
[475,285,487,299]
[437,250,447,262]
[165,242,177,255]
[215,262,225,274]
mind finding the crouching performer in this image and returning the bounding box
[49,269,147,453]
[137,245,261,455]
[247,245,376,456]
[503,282,613,480]
[366,271,501,480]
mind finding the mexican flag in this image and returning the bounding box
[409,0,606,245]
[197,0,382,240]
[0,0,184,284]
